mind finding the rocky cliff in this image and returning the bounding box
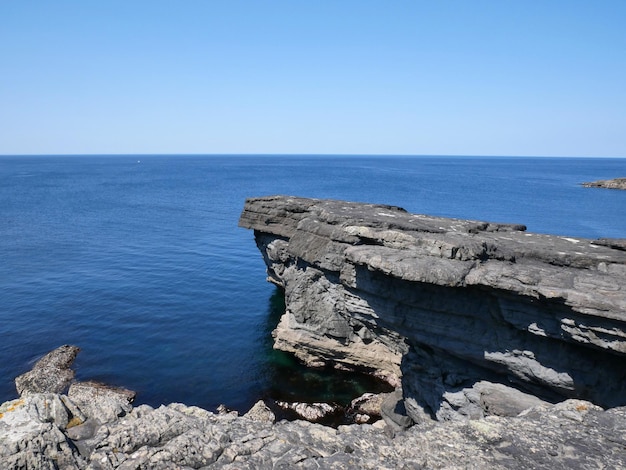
[239,195,626,423]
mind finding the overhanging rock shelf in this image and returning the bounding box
[239,195,626,423]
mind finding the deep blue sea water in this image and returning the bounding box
[1,155,625,411]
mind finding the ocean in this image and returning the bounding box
[1,155,625,412]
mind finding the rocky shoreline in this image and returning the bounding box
[3,196,626,468]
[582,177,626,190]
[2,345,625,469]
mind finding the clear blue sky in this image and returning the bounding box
[1,1,625,157]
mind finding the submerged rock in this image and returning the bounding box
[239,195,626,423]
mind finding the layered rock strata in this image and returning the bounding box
[239,195,626,423]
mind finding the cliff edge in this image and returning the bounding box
[239,195,626,423]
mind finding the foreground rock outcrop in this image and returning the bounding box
[582,177,626,190]
[2,347,625,468]
[2,392,626,469]
[14,345,80,396]
[239,196,626,423]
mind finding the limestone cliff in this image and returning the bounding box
[239,195,626,423]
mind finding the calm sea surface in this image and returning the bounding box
[1,155,625,411]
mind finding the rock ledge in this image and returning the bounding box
[239,195,626,422]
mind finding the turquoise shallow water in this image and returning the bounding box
[1,155,625,411]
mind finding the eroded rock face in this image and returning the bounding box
[2,394,625,469]
[0,394,87,469]
[239,196,626,421]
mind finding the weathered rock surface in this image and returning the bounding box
[243,400,276,423]
[15,345,80,396]
[68,381,136,424]
[239,196,626,422]
[2,393,625,469]
[0,394,87,469]
[276,401,341,422]
[582,177,626,190]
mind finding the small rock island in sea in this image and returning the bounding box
[2,195,626,469]
[582,177,626,190]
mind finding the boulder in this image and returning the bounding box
[244,400,276,423]
[15,345,80,396]
[348,392,385,424]
[380,389,414,432]
[275,401,341,422]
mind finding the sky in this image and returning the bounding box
[1,1,625,157]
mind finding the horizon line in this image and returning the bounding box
[1,153,625,159]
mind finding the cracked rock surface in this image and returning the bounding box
[2,393,625,469]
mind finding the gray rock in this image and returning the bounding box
[0,394,626,470]
[15,345,80,396]
[68,381,136,424]
[4,394,625,469]
[239,196,626,423]
[582,177,626,190]
[244,400,276,423]
[349,392,385,423]
[593,237,626,251]
[380,389,414,432]
[0,394,87,469]
[275,401,340,422]
[434,380,551,421]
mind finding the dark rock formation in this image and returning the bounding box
[239,196,626,422]
[582,177,626,190]
[15,345,80,396]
